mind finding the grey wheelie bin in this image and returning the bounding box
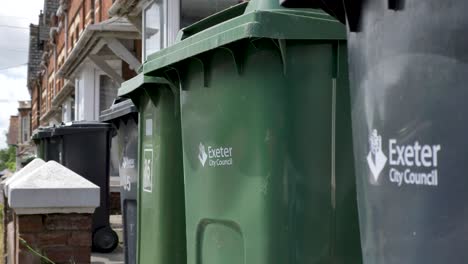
[100,99,139,264]
[281,0,468,263]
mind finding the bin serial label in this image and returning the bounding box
[198,142,233,168]
[367,129,441,187]
[143,149,153,192]
[121,157,135,191]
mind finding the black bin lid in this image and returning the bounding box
[32,121,113,139]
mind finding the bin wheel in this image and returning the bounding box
[92,226,119,253]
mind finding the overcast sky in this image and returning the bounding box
[0,0,44,148]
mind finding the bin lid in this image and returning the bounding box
[32,121,113,139]
[99,98,138,122]
[118,0,345,98]
[118,74,175,99]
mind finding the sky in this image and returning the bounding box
[0,0,44,148]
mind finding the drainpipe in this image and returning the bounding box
[49,27,59,98]
[64,13,68,57]
[57,0,69,57]
[90,0,95,24]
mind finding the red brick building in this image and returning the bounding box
[28,0,243,131]
[7,116,19,146]
[6,101,34,169]
[29,0,142,130]
[26,0,242,191]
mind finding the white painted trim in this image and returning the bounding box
[3,159,46,196]
[104,37,141,70]
[75,78,80,120]
[91,39,108,55]
[9,161,100,214]
[168,0,180,46]
[94,68,100,120]
[142,0,168,60]
[88,55,124,85]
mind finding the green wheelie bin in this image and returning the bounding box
[118,75,186,264]
[120,0,362,263]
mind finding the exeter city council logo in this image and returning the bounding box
[198,143,208,167]
[197,142,233,168]
[367,129,388,183]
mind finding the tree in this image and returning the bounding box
[0,146,16,172]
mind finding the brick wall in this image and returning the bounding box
[110,192,122,215]
[17,214,93,264]
[31,84,41,130]
[41,75,48,119]
[95,0,114,23]
[122,61,137,80]
[7,116,19,146]
[101,0,113,21]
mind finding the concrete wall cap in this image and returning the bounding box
[3,158,46,196]
[8,161,100,215]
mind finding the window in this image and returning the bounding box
[76,78,84,121]
[143,0,166,60]
[70,96,75,121]
[62,97,76,123]
[62,102,68,122]
[22,116,30,143]
[99,75,117,112]
[141,0,240,61]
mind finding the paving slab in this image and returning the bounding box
[91,246,124,264]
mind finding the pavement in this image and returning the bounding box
[91,215,125,264]
[91,247,124,264]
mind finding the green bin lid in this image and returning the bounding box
[118,0,345,98]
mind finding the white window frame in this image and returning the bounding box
[142,0,168,61]
[21,115,30,143]
[167,0,180,46]
[62,97,75,123]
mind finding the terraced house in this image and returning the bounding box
[28,0,243,132]
[29,0,141,129]
[27,0,243,181]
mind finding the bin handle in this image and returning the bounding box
[178,2,248,41]
[163,68,183,117]
[145,75,180,117]
[163,68,181,96]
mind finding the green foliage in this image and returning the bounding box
[19,237,55,264]
[0,145,16,172]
